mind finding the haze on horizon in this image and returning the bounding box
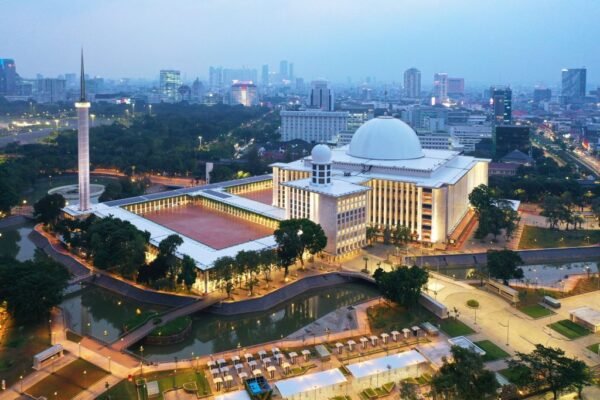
[3,0,600,86]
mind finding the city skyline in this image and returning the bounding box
[3,0,600,86]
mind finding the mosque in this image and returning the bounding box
[66,113,488,292]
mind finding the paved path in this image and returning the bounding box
[112,296,224,351]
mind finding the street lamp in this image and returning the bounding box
[139,345,144,376]
[83,370,87,388]
[107,356,111,373]
[19,375,23,393]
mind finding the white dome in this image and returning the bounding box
[311,144,332,164]
[347,116,424,160]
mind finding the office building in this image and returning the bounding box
[449,125,493,152]
[0,58,17,96]
[36,78,66,103]
[289,63,294,80]
[230,81,258,107]
[261,64,269,86]
[561,68,586,103]
[490,87,512,124]
[533,88,552,103]
[403,68,421,99]
[309,80,334,111]
[209,66,223,90]
[64,73,77,89]
[433,73,448,105]
[191,78,204,102]
[280,110,348,142]
[279,60,289,79]
[493,125,530,158]
[159,70,182,102]
[447,78,465,98]
[416,130,463,151]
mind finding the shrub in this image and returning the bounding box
[467,299,480,308]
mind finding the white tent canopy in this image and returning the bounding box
[275,368,347,399]
[346,350,427,379]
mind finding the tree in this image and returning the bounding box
[393,225,411,245]
[431,346,499,400]
[399,380,419,400]
[507,344,589,400]
[0,254,70,323]
[33,193,66,227]
[85,216,149,279]
[177,255,197,291]
[373,265,428,308]
[274,218,326,276]
[469,184,520,240]
[366,226,377,245]
[259,248,276,287]
[486,249,523,284]
[213,256,235,298]
[591,197,600,223]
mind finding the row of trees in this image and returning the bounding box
[469,185,520,240]
[212,249,277,298]
[373,265,429,308]
[541,192,585,230]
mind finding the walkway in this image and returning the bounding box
[112,296,224,351]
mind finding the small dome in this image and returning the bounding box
[311,144,332,164]
[347,116,424,160]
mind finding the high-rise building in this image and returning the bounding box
[261,64,269,86]
[36,78,66,103]
[191,78,204,102]
[209,66,223,90]
[533,88,552,103]
[490,87,512,124]
[279,60,289,80]
[159,70,182,102]
[230,81,258,107]
[561,68,586,103]
[309,80,334,111]
[493,125,530,158]
[65,73,77,89]
[447,78,465,98]
[0,58,17,96]
[280,110,348,142]
[403,68,421,98]
[433,73,448,104]
[289,63,294,80]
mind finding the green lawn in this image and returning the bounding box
[0,319,51,387]
[548,319,590,340]
[367,303,431,334]
[518,304,555,319]
[27,359,108,399]
[439,318,475,337]
[474,340,510,362]
[518,225,600,249]
[150,316,191,337]
[99,368,210,400]
[586,343,599,354]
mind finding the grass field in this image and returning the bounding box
[518,226,600,249]
[0,319,50,387]
[439,318,475,337]
[100,368,210,400]
[518,304,555,319]
[150,316,191,337]
[475,340,510,362]
[366,303,474,337]
[27,359,108,399]
[586,343,599,354]
[548,319,590,340]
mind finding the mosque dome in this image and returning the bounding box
[311,144,332,164]
[347,116,425,160]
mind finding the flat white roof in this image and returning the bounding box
[33,344,64,361]
[448,336,486,356]
[346,350,427,379]
[275,368,347,398]
[570,307,600,326]
[283,178,370,198]
[214,390,251,400]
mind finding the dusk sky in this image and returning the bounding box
[4,0,600,86]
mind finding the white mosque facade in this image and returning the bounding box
[66,116,488,292]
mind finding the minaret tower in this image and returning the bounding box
[76,50,91,211]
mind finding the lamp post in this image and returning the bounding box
[78,342,81,358]
[107,356,111,373]
[83,370,87,388]
[139,345,144,376]
[19,375,23,393]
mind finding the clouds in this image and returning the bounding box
[2,0,599,84]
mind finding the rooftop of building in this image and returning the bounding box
[282,178,371,198]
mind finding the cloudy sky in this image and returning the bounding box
[3,0,599,86]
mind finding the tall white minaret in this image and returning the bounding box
[76,50,91,211]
